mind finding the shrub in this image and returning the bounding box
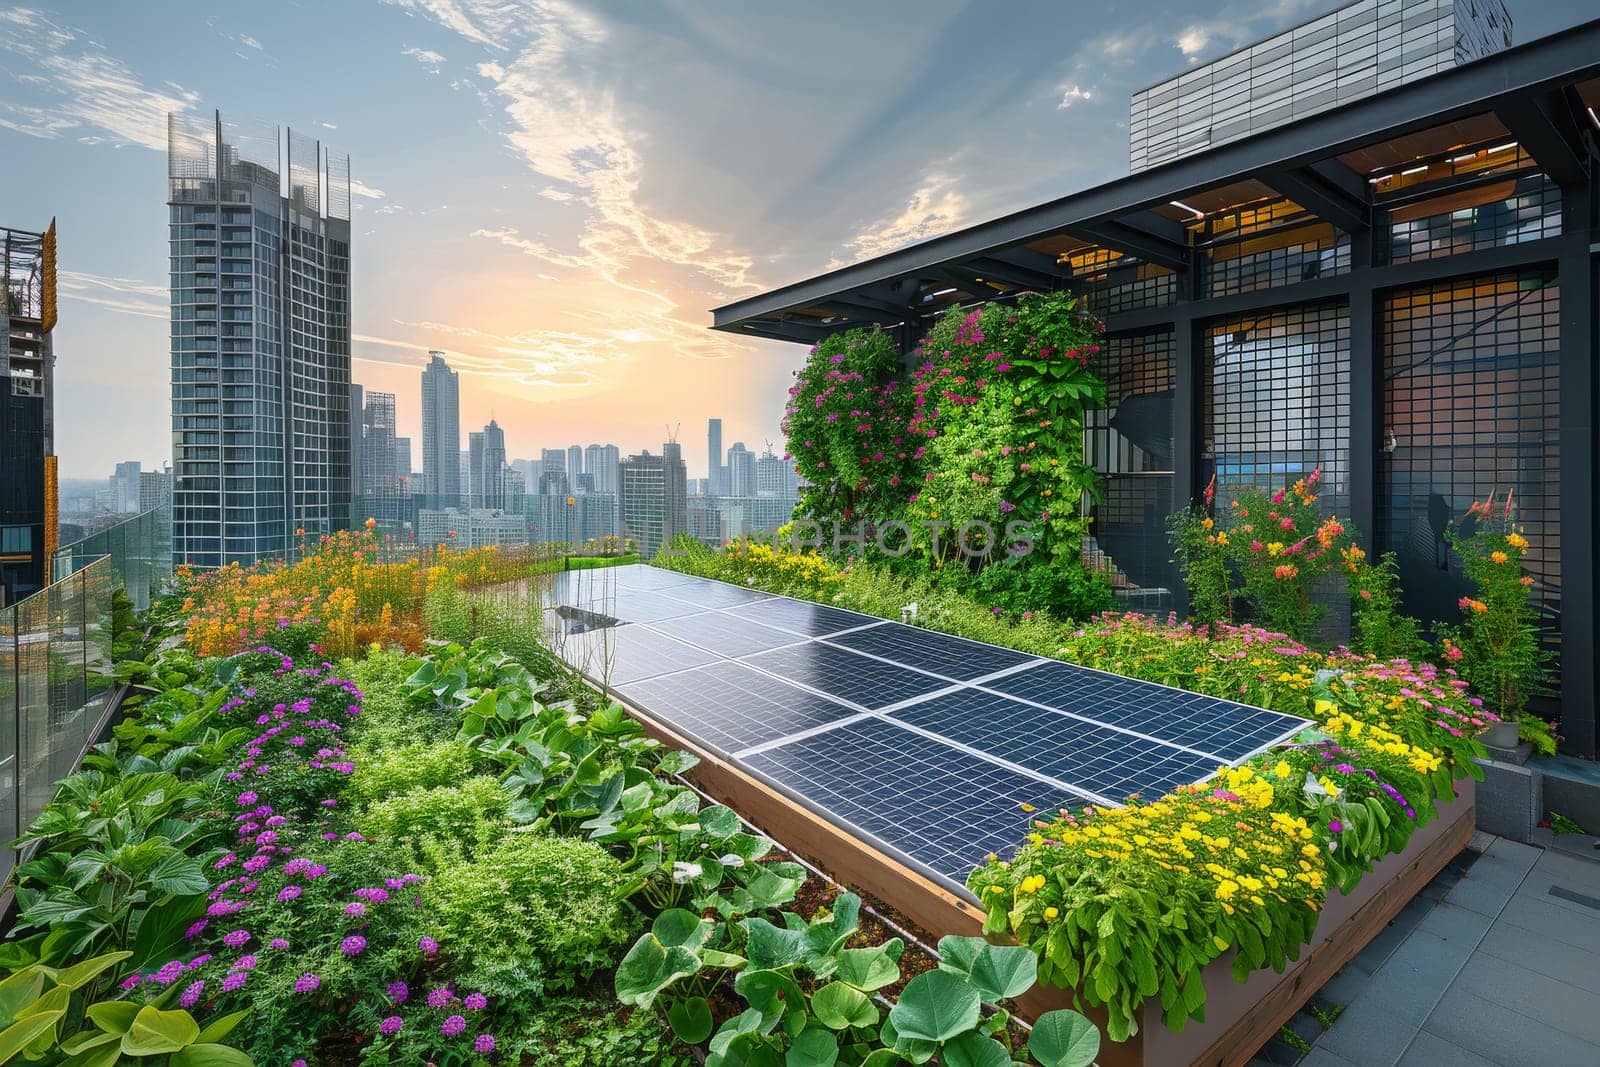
[423,833,636,999]
[1344,549,1424,659]
[349,739,477,806]
[355,777,510,855]
[1166,488,1230,627]
[509,995,691,1066]
[1438,494,1549,722]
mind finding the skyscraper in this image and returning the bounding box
[707,418,724,496]
[619,443,687,558]
[112,460,142,513]
[726,442,756,496]
[356,389,408,530]
[567,444,584,485]
[469,419,507,510]
[1,220,56,605]
[584,443,620,495]
[168,110,352,567]
[421,351,461,509]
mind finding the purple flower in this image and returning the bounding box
[278,885,302,903]
[179,980,204,1007]
[283,858,311,876]
[236,791,258,806]
[269,938,289,951]
[305,864,327,879]
[419,936,439,955]
[474,1035,495,1053]
[188,954,212,970]
[387,981,409,1003]
[1329,819,1344,834]
[154,961,184,985]
[293,973,320,994]
[214,854,236,871]
[223,929,251,949]
[426,987,454,1009]
[120,974,142,990]
[341,936,366,957]
[320,798,338,808]
[231,955,257,971]
[378,1014,403,1035]
[185,920,209,939]
[221,971,248,993]
[441,1014,467,1037]
[344,902,366,917]
[463,992,487,1011]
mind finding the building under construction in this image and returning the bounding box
[0,220,57,607]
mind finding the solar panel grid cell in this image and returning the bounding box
[823,621,1040,681]
[742,716,1083,883]
[739,640,954,710]
[721,597,883,637]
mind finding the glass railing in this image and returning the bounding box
[52,507,172,611]
[0,556,117,886]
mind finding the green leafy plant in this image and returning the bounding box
[1166,489,1230,627]
[1344,549,1424,659]
[0,951,250,1065]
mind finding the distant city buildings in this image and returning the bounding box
[168,110,353,567]
[468,419,507,509]
[421,351,461,508]
[417,507,527,549]
[112,460,141,513]
[619,442,687,558]
[706,418,724,496]
[354,387,413,532]
[1,219,57,605]
[726,441,756,496]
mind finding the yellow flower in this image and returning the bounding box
[1216,879,1239,900]
[1506,532,1528,550]
[1273,761,1292,779]
[1490,550,1509,564]
[1043,907,1059,921]
[1019,874,1046,895]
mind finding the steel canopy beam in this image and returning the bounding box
[1495,91,1590,188]
[1070,218,1189,271]
[1259,162,1371,232]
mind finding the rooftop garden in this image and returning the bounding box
[0,296,1557,1063]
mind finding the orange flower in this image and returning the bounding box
[1490,550,1508,564]
[1458,597,1488,614]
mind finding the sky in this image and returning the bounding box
[2,0,1591,482]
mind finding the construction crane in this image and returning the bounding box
[665,421,680,444]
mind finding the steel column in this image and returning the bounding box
[1557,186,1597,757]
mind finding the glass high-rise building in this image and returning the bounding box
[468,419,507,510]
[1,220,56,606]
[706,418,724,495]
[726,441,756,496]
[167,110,352,567]
[421,352,461,509]
[620,444,687,558]
[1129,0,1512,172]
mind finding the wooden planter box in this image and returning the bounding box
[623,701,1476,1067]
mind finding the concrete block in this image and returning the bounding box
[1473,759,1542,841]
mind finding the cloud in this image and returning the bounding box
[381,0,501,50]
[1176,28,1210,57]
[350,178,388,200]
[1057,84,1094,109]
[537,186,574,203]
[57,270,167,318]
[401,45,446,72]
[826,172,969,268]
[0,7,198,149]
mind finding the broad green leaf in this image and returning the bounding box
[54,951,132,992]
[652,909,714,950]
[888,970,980,1043]
[169,1042,255,1066]
[195,1010,250,1044]
[735,969,806,1026]
[698,805,741,839]
[785,1026,839,1067]
[667,997,714,1043]
[810,983,877,1031]
[936,936,1036,1003]
[742,918,809,971]
[1027,1009,1101,1067]
[57,1038,123,1067]
[147,852,209,896]
[121,1005,200,1056]
[614,936,701,1008]
[940,1031,1011,1067]
[833,942,902,992]
[0,970,45,1029]
[86,1000,140,1034]
[58,1029,119,1055]
[0,1009,64,1063]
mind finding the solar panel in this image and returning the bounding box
[740,640,952,710]
[597,588,709,624]
[722,597,881,637]
[604,564,705,592]
[616,660,862,756]
[560,623,719,686]
[743,717,1083,884]
[646,611,799,657]
[658,580,774,609]
[824,622,1039,682]
[981,661,1308,761]
[888,688,1222,803]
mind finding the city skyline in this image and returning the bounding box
[11,0,1593,481]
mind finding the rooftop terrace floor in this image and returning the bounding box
[1258,832,1600,1067]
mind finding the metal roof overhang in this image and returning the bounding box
[713,19,1600,345]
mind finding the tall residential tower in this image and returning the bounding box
[420,351,461,508]
[168,111,352,567]
[1,220,57,605]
